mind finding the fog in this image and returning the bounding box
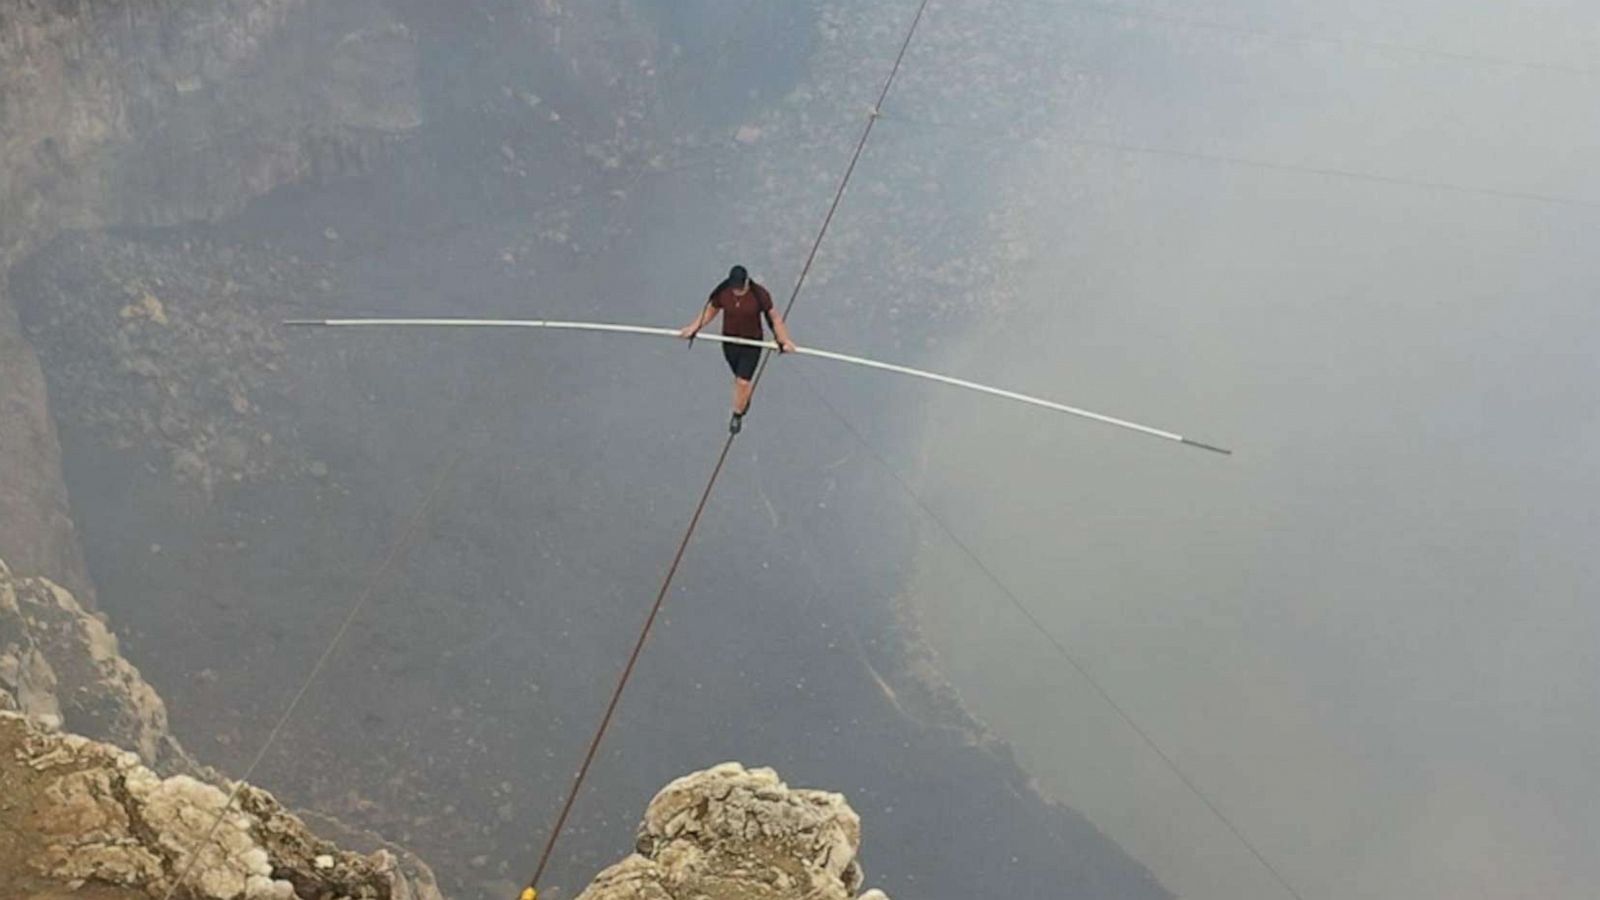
[868,2,1599,898]
[13,1,1598,899]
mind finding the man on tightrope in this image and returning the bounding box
[679,265,797,434]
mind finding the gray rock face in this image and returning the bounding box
[0,711,444,900]
[0,0,420,269]
[0,558,191,773]
[0,0,421,601]
[575,763,892,900]
[0,292,95,608]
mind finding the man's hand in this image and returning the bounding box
[678,324,698,339]
[778,339,797,354]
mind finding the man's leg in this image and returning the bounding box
[732,377,753,414]
[727,346,760,434]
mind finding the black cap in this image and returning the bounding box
[728,265,749,288]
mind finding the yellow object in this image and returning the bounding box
[519,889,536,900]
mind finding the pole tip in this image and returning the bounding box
[280,320,325,326]
[1180,437,1233,456]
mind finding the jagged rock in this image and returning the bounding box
[0,711,444,900]
[575,762,891,900]
[0,558,194,774]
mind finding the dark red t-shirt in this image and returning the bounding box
[709,281,773,340]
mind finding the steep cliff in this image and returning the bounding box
[0,293,87,606]
[0,0,420,602]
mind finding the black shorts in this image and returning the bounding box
[722,343,762,380]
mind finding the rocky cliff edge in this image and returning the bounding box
[3,557,898,900]
[574,762,891,900]
[0,711,443,900]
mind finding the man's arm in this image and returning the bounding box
[679,302,718,338]
[766,306,797,353]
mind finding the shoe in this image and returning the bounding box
[729,411,744,435]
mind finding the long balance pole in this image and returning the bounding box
[283,317,1232,455]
